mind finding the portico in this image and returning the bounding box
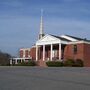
[36,34,69,61]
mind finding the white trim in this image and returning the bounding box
[10,57,32,65]
[10,57,31,60]
[20,48,31,50]
[61,35,78,41]
[68,41,90,44]
[36,34,69,46]
[36,34,60,43]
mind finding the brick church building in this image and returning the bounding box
[11,10,90,67]
[20,34,90,67]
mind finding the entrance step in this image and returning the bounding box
[36,60,47,67]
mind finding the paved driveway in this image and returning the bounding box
[0,66,90,90]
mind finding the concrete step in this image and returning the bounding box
[37,60,47,67]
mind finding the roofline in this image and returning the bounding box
[49,34,71,42]
[20,48,31,50]
[65,35,84,40]
[10,57,32,59]
[68,40,90,44]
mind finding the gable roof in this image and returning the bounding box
[36,34,90,45]
[65,35,84,41]
[65,35,90,42]
[36,34,69,45]
[50,34,90,42]
[50,34,71,42]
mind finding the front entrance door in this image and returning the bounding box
[52,50,57,59]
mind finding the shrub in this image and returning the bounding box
[15,60,36,66]
[74,59,84,67]
[27,60,36,66]
[46,61,63,67]
[64,59,75,67]
[64,59,84,67]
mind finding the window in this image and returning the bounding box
[73,45,77,54]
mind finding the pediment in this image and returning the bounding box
[36,34,68,45]
[38,34,60,42]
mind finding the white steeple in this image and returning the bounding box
[38,9,44,40]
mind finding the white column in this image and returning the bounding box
[21,59,23,63]
[38,46,40,60]
[59,43,61,60]
[50,44,53,61]
[10,59,12,65]
[15,59,18,64]
[36,45,38,61]
[43,45,45,61]
[24,58,25,62]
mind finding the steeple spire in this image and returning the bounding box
[39,9,44,40]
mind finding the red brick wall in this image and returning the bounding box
[83,44,90,67]
[20,50,23,58]
[29,47,36,60]
[25,50,29,58]
[20,49,30,58]
[64,44,84,60]
[64,43,90,67]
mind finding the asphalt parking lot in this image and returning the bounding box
[0,66,90,90]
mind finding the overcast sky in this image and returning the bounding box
[0,0,90,56]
